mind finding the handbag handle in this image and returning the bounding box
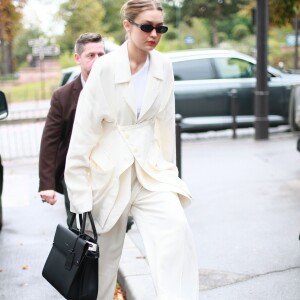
[69,212,98,243]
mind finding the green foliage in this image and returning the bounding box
[165,0,251,47]
[241,0,300,28]
[0,0,27,74]
[269,0,300,27]
[57,0,105,52]
[218,32,229,43]
[220,35,256,57]
[59,51,75,69]
[232,24,250,40]
[268,25,295,69]
[164,30,177,40]
[180,0,249,20]
[101,0,125,43]
[163,1,184,28]
[218,14,253,39]
[158,17,211,52]
[13,25,44,69]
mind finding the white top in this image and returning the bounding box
[132,57,149,117]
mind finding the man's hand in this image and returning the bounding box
[39,190,57,205]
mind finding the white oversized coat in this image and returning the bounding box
[65,42,191,233]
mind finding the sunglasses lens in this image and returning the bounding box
[141,24,154,33]
[139,24,169,34]
[156,26,168,33]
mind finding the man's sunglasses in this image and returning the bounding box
[128,19,168,34]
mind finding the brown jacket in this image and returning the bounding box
[39,75,82,194]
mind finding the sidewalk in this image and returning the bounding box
[1,131,300,299]
[121,131,300,299]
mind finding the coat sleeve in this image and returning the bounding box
[38,90,63,191]
[64,63,113,213]
[155,61,176,164]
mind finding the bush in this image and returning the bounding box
[59,51,75,69]
[232,24,250,41]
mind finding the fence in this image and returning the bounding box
[0,103,183,178]
[0,101,49,160]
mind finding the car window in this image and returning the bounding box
[60,72,73,86]
[214,57,255,79]
[172,58,215,81]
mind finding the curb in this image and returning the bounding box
[118,235,156,300]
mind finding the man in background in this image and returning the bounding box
[39,33,105,225]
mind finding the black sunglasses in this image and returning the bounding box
[128,19,168,34]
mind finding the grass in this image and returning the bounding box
[1,78,60,103]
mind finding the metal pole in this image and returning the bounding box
[255,0,269,140]
[40,52,45,100]
[175,114,182,178]
[228,89,238,139]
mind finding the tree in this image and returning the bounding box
[169,0,249,47]
[241,0,300,27]
[269,0,300,26]
[13,25,44,68]
[100,0,126,43]
[57,0,105,53]
[0,0,26,75]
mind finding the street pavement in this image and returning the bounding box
[1,130,300,299]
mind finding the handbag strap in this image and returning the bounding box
[69,212,98,243]
[82,212,98,242]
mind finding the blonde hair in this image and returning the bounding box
[120,0,164,21]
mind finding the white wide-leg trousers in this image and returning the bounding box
[96,169,199,300]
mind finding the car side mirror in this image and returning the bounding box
[0,91,8,120]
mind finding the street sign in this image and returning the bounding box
[28,38,60,57]
[184,35,195,45]
[287,33,300,47]
[32,45,60,57]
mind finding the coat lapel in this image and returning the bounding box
[114,42,165,121]
[138,51,164,120]
[114,43,137,119]
[72,75,83,105]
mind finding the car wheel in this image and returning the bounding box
[289,84,300,132]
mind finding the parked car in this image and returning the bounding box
[61,48,300,132]
[0,91,8,231]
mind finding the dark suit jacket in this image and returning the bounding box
[39,75,82,194]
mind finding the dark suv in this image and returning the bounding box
[0,91,8,230]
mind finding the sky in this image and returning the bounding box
[22,0,66,36]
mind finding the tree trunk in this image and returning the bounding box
[209,18,219,47]
[0,41,13,75]
[0,22,14,75]
[0,24,5,75]
[7,42,14,73]
[1,39,6,75]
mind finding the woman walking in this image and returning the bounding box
[65,1,199,299]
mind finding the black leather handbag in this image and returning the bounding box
[42,212,99,300]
